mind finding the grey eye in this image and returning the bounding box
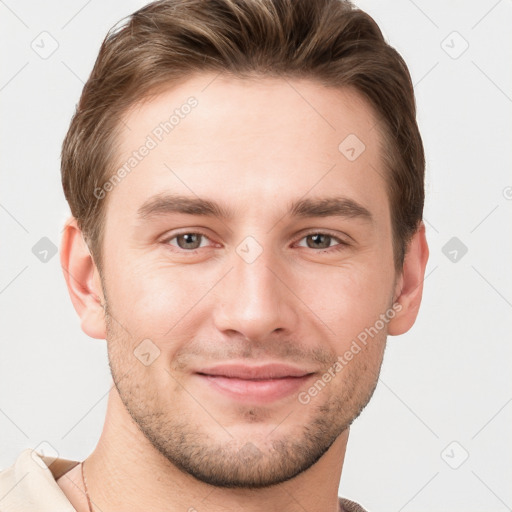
[173,233,205,250]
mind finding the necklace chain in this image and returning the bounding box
[81,460,94,512]
[80,459,344,512]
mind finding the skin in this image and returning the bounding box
[58,73,429,512]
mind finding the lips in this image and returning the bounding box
[196,363,313,380]
[195,363,316,403]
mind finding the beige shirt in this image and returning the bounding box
[0,449,368,512]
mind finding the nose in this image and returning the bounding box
[212,243,299,343]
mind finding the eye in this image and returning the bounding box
[162,230,350,254]
[296,232,349,252]
[164,232,213,251]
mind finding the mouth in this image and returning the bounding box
[194,363,317,403]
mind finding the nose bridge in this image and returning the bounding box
[213,236,297,340]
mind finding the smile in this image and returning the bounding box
[195,363,317,403]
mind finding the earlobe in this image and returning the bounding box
[387,221,429,336]
[60,217,106,340]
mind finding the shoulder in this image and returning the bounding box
[339,496,370,512]
[0,448,79,511]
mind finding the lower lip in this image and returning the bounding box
[196,373,315,403]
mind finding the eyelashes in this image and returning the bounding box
[295,232,350,252]
[162,230,350,254]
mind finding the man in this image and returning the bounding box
[0,0,429,510]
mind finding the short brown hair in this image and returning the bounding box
[61,0,425,273]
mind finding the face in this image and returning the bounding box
[98,73,398,488]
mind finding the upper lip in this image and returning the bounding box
[196,363,315,380]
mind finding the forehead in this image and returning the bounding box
[105,73,388,224]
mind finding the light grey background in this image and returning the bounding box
[1,1,511,510]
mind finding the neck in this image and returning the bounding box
[80,385,348,512]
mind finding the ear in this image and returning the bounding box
[60,217,106,339]
[387,221,429,336]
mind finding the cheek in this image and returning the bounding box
[299,261,394,341]
[104,239,394,349]
[106,259,217,342]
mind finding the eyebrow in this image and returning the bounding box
[136,193,373,223]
